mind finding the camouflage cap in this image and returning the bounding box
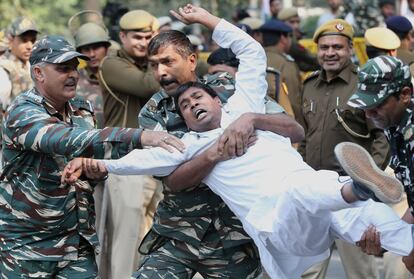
[313,19,354,43]
[9,16,39,36]
[348,56,412,109]
[30,35,89,65]
[119,10,159,32]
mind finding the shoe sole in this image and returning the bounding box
[335,142,403,204]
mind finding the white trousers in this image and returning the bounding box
[243,170,413,279]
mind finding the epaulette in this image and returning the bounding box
[70,96,94,113]
[303,70,320,83]
[24,89,43,104]
[282,53,295,62]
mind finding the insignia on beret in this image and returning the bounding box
[335,23,344,32]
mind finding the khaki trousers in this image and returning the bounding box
[102,174,162,279]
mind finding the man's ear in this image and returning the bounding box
[401,86,413,105]
[189,53,197,72]
[214,96,222,106]
[33,66,44,82]
[119,31,127,44]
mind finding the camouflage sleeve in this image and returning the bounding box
[367,119,391,170]
[138,101,167,131]
[100,57,159,99]
[4,101,142,159]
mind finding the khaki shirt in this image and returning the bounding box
[299,61,390,174]
[265,46,302,120]
[397,48,414,77]
[99,48,159,128]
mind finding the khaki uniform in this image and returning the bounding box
[265,45,302,120]
[99,48,159,128]
[299,61,390,279]
[397,48,414,77]
[0,51,32,109]
[98,47,162,279]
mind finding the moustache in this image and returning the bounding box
[64,78,77,86]
[159,78,177,87]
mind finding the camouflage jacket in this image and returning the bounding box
[0,51,33,110]
[386,103,414,216]
[139,72,284,254]
[0,88,143,261]
[76,68,104,129]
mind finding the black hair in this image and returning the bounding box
[233,8,250,22]
[261,31,284,47]
[365,46,390,59]
[147,30,194,58]
[173,81,217,117]
[207,48,239,68]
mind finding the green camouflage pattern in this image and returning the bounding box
[385,105,414,217]
[9,17,38,36]
[138,72,283,256]
[0,240,98,278]
[348,56,411,109]
[0,88,143,261]
[340,0,383,36]
[0,51,33,110]
[30,35,89,66]
[134,238,262,278]
[76,68,105,128]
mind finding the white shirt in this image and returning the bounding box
[103,19,313,277]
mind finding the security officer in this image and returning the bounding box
[299,19,390,279]
[98,10,162,279]
[364,27,400,59]
[348,55,414,276]
[0,17,39,110]
[0,35,178,279]
[260,19,302,119]
[278,7,319,72]
[386,16,414,76]
[74,22,110,129]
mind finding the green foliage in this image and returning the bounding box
[0,0,252,37]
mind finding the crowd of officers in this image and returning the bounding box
[0,0,414,278]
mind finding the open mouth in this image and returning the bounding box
[194,109,207,120]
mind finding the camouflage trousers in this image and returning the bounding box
[0,242,98,279]
[133,238,262,279]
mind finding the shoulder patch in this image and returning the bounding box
[24,89,43,104]
[146,98,159,113]
[71,96,94,113]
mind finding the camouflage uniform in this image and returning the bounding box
[341,0,384,36]
[0,51,33,110]
[348,55,414,217]
[76,68,104,129]
[136,72,283,278]
[0,87,143,277]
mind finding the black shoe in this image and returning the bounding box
[335,142,403,204]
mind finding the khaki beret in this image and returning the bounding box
[365,27,400,50]
[239,17,264,30]
[120,10,159,32]
[278,7,298,21]
[313,19,354,43]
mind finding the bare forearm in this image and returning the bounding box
[164,147,220,192]
[402,208,414,224]
[250,112,305,143]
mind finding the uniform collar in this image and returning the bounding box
[316,60,356,86]
[79,67,99,84]
[29,87,77,118]
[394,103,414,135]
[265,45,283,55]
[119,48,148,69]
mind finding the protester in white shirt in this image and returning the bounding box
[63,5,414,279]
